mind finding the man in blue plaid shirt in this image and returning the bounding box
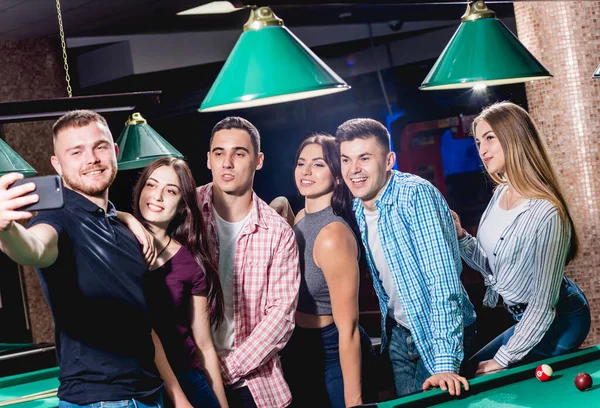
[336,118,476,398]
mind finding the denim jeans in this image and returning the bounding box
[59,392,162,408]
[280,322,376,408]
[469,278,591,367]
[175,369,220,408]
[387,316,477,398]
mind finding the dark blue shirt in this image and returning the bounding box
[30,187,162,404]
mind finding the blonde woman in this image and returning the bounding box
[452,102,590,376]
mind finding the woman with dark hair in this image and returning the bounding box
[278,134,374,408]
[119,157,227,407]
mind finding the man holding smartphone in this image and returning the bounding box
[0,110,190,408]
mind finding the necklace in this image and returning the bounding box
[503,187,521,210]
[157,236,172,258]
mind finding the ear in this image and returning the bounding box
[206,151,212,170]
[255,152,265,171]
[113,143,119,158]
[50,155,62,176]
[386,151,396,172]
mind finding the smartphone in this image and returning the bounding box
[10,175,65,211]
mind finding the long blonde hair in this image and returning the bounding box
[473,101,578,263]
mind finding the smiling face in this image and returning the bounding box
[295,143,335,200]
[138,165,182,229]
[51,121,117,199]
[474,120,506,174]
[340,136,395,210]
[207,128,264,196]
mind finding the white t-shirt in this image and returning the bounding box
[478,191,529,273]
[364,208,408,328]
[211,206,251,357]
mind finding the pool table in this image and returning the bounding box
[0,343,57,378]
[0,344,37,354]
[0,367,58,408]
[4,346,600,408]
[358,345,600,407]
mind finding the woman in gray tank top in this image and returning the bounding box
[278,134,375,408]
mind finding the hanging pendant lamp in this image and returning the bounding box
[593,63,600,79]
[116,113,183,170]
[199,6,350,112]
[420,0,551,90]
[0,139,37,177]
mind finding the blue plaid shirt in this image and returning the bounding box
[355,170,476,374]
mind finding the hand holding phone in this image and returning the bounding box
[0,173,38,231]
[10,175,64,212]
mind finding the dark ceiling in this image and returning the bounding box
[0,0,516,40]
[78,1,517,37]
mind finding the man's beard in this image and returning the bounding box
[63,167,117,197]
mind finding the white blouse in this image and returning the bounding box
[458,184,571,367]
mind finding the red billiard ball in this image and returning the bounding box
[536,364,553,382]
[574,373,593,391]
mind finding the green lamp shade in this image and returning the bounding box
[200,26,350,112]
[420,18,551,90]
[116,118,183,170]
[0,138,36,177]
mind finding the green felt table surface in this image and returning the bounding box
[4,346,600,408]
[0,344,35,353]
[377,346,600,408]
[0,367,59,408]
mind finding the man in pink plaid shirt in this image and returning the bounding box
[197,117,300,408]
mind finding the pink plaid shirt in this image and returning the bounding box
[197,184,300,408]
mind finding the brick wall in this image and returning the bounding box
[0,38,65,343]
[514,1,600,345]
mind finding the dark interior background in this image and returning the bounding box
[0,1,522,369]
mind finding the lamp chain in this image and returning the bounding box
[55,0,72,97]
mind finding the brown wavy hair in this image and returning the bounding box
[295,133,369,273]
[133,157,224,327]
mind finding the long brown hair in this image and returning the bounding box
[133,157,224,327]
[295,134,355,227]
[473,101,578,263]
[295,134,368,273]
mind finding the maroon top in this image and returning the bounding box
[145,246,207,372]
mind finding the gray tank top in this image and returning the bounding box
[293,206,356,315]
